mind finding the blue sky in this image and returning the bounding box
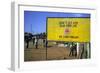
[24,11,90,34]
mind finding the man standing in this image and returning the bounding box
[25,36,29,48]
[35,36,38,49]
[32,37,35,46]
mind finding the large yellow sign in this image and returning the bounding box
[47,18,90,42]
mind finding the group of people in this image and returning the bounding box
[32,37,39,49]
[25,34,89,59]
[25,35,47,49]
[68,43,90,59]
[69,43,77,57]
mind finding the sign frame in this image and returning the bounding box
[11,1,97,71]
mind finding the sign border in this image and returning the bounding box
[11,1,97,71]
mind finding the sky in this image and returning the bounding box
[24,11,90,34]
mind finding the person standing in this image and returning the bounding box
[25,36,29,48]
[35,37,38,49]
[43,39,46,47]
[32,37,35,46]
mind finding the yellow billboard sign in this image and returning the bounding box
[47,18,90,42]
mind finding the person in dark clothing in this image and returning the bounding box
[33,37,35,45]
[26,40,29,48]
[69,44,77,57]
[43,39,46,47]
[25,36,30,48]
[46,41,48,48]
[35,37,39,49]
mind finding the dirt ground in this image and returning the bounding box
[24,41,80,61]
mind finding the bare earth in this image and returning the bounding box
[24,41,79,61]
